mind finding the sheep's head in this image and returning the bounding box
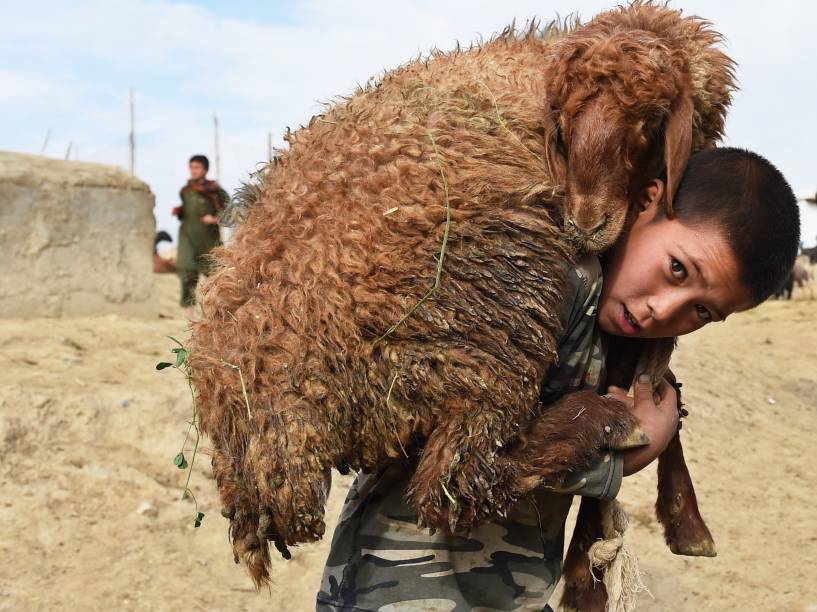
[542,2,735,253]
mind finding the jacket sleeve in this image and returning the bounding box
[558,451,624,501]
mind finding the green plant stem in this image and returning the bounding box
[478,79,543,163]
[180,371,200,504]
[385,373,408,458]
[221,361,252,419]
[160,337,204,526]
[376,131,451,343]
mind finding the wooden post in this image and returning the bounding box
[64,141,73,160]
[129,88,135,175]
[267,131,273,161]
[213,112,221,181]
[40,128,51,156]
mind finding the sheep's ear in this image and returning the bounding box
[663,94,694,218]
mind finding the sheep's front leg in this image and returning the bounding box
[656,432,716,557]
[507,391,641,496]
[408,390,640,533]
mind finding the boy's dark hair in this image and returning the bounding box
[665,147,800,305]
[189,154,210,171]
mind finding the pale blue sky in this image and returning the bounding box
[2,0,816,244]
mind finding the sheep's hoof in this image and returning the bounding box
[611,426,650,450]
[257,512,274,539]
[273,538,292,560]
[662,504,717,557]
[254,511,292,560]
[669,533,717,557]
[244,534,261,550]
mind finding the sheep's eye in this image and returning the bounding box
[554,122,568,158]
[670,257,686,280]
[696,304,712,322]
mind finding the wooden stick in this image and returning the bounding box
[39,128,51,156]
[213,112,221,181]
[129,88,135,175]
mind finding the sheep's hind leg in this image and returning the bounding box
[560,497,607,612]
[656,432,716,557]
[656,371,716,557]
[219,421,331,587]
[210,446,274,587]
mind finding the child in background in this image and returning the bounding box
[174,154,229,317]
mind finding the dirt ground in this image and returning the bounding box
[1,274,815,612]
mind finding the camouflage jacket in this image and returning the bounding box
[317,255,618,612]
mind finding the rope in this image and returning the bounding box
[588,499,649,612]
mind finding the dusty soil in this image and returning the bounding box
[0,274,815,611]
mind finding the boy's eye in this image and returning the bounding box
[670,257,687,280]
[696,304,712,322]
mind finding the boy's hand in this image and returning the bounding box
[200,214,219,225]
[607,374,679,476]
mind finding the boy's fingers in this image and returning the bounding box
[656,379,674,400]
[634,373,657,408]
[655,379,678,409]
[606,385,628,400]
[605,386,633,409]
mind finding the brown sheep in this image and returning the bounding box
[189,3,735,587]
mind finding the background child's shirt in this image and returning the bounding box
[317,254,620,612]
[176,180,228,273]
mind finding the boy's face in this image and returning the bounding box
[189,161,207,180]
[598,180,754,339]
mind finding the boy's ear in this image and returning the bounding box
[637,179,666,213]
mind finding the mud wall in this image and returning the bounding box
[0,151,155,317]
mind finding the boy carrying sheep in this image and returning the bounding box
[316,147,801,612]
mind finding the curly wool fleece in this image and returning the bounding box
[190,3,734,587]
